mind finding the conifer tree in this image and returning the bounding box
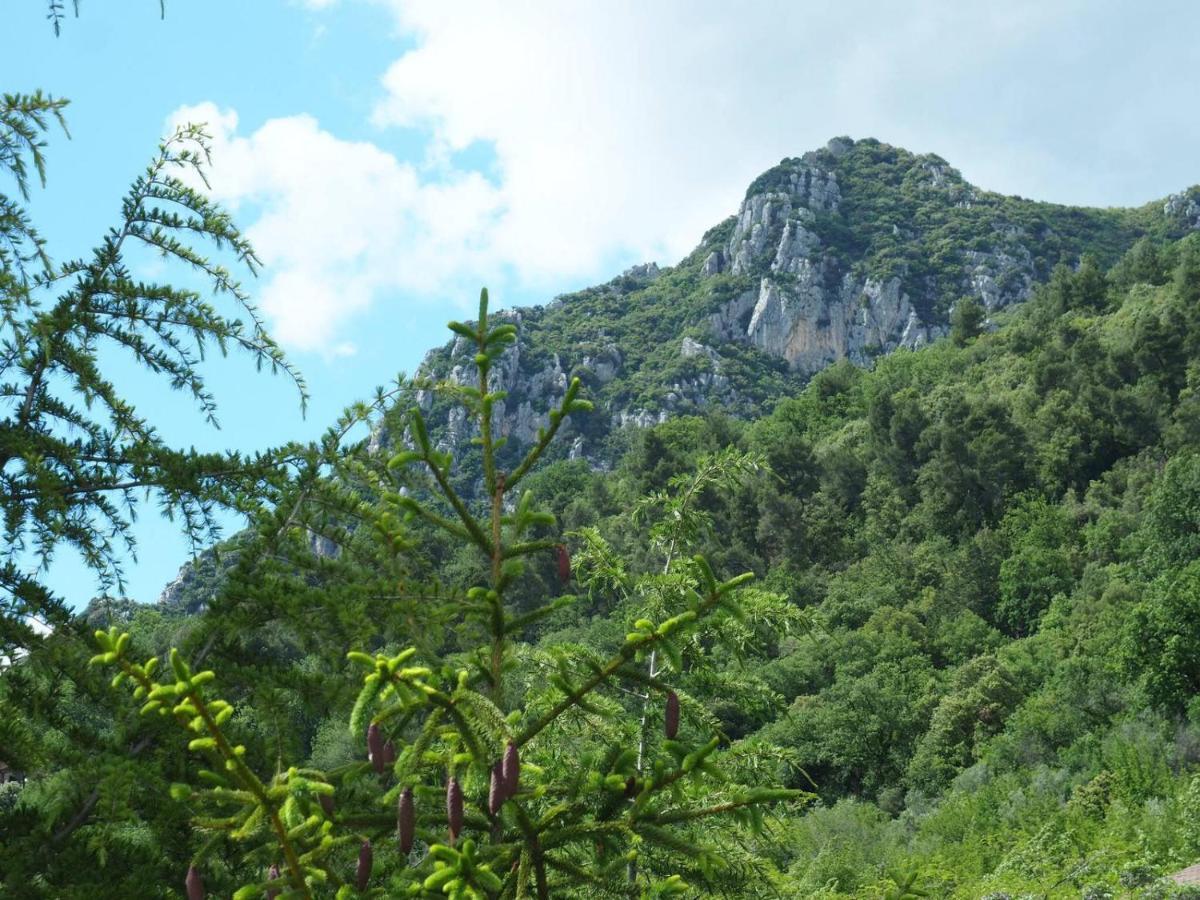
[950,295,986,346]
[0,91,305,657]
[94,290,807,897]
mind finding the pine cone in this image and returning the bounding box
[665,690,680,739]
[398,786,415,856]
[503,741,520,797]
[367,723,384,775]
[356,839,373,891]
[489,760,505,814]
[555,543,572,583]
[185,865,204,900]
[266,864,280,900]
[447,777,463,842]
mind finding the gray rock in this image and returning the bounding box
[623,262,661,281]
[964,246,1035,311]
[581,345,622,384]
[771,220,821,275]
[681,336,718,360]
[1165,190,1200,230]
[709,289,757,341]
[743,273,940,375]
[701,249,725,276]
[616,408,670,429]
[726,165,840,276]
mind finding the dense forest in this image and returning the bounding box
[8,7,1200,900]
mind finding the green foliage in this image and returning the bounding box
[0,93,304,656]
[1126,562,1200,713]
[77,291,808,898]
[995,496,1078,636]
[5,47,1200,895]
[950,295,986,346]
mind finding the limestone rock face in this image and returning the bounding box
[726,166,840,277]
[156,549,224,614]
[963,246,1035,311]
[710,142,1042,375]
[709,289,757,342]
[380,137,1200,476]
[615,408,670,429]
[485,344,569,448]
[581,345,622,384]
[701,250,725,276]
[744,273,937,374]
[1165,190,1200,231]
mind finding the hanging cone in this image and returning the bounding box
[489,760,505,814]
[398,787,415,856]
[555,543,572,583]
[447,777,463,842]
[185,866,204,900]
[367,723,385,775]
[665,690,680,740]
[502,741,520,797]
[356,839,373,891]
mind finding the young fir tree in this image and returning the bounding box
[93,290,807,898]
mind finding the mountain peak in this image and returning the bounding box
[405,140,1199,477]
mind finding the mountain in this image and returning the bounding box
[398,137,1200,475]
[39,137,1200,898]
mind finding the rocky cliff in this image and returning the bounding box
[402,137,1200,473]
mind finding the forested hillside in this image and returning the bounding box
[9,224,1200,896]
[6,67,1200,896]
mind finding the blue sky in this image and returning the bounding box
[5,0,1200,607]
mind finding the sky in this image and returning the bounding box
[4,0,1200,607]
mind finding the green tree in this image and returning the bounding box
[1125,561,1200,712]
[1174,232,1200,308]
[1139,452,1200,571]
[949,295,986,346]
[93,291,806,898]
[0,93,304,655]
[994,497,1077,637]
[905,654,1020,792]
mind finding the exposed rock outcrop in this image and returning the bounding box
[703,140,1039,374]
[1165,190,1200,231]
[395,136,1200,475]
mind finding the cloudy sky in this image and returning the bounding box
[5,0,1200,604]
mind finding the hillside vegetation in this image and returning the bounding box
[7,230,1200,897]
[6,125,1200,898]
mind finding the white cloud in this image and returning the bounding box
[171,1,1200,352]
[369,0,1078,280]
[168,103,504,354]
[371,0,1200,268]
